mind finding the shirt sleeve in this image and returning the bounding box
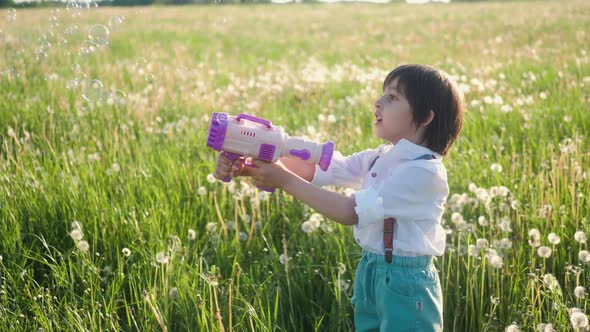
[353,164,448,229]
[311,148,376,190]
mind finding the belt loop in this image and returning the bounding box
[383,217,396,263]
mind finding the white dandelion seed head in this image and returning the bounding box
[489,255,504,269]
[505,323,519,332]
[301,221,314,233]
[188,229,197,240]
[279,253,289,265]
[121,248,131,256]
[478,216,488,227]
[490,163,503,173]
[578,250,590,263]
[476,238,489,250]
[197,186,207,196]
[499,217,512,232]
[529,228,541,240]
[574,231,587,243]
[206,222,218,233]
[320,222,334,234]
[468,183,478,192]
[77,240,89,253]
[239,232,248,241]
[468,245,478,257]
[70,229,84,241]
[500,238,513,250]
[570,311,589,328]
[574,286,586,299]
[451,212,464,225]
[206,174,216,183]
[327,114,337,123]
[548,233,561,245]
[538,246,552,258]
[168,287,179,299]
[156,252,170,264]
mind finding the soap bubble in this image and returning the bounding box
[108,15,124,28]
[79,40,99,56]
[114,90,127,106]
[49,15,59,29]
[88,25,109,46]
[1,66,20,80]
[63,25,79,36]
[6,8,16,22]
[66,80,79,90]
[82,79,104,102]
[35,48,48,62]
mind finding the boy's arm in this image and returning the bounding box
[281,172,359,226]
[278,157,316,182]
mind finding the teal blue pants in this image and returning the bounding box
[352,250,443,332]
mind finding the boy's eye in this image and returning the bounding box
[389,94,397,101]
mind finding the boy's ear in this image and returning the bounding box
[419,110,435,128]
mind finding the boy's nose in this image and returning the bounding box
[374,99,382,110]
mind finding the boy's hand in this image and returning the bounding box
[213,153,245,181]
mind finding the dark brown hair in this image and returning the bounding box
[383,64,464,156]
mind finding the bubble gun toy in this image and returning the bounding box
[206,112,334,192]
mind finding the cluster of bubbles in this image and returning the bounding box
[6,8,16,22]
[3,4,132,107]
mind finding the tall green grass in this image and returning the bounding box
[1,1,589,331]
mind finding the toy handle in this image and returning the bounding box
[221,152,275,193]
[236,114,272,128]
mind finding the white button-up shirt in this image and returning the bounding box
[311,139,448,256]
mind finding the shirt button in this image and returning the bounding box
[371,172,377,177]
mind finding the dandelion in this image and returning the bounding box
[338,279,350,291]
[478,216,488,227]
[490,163,503,173]
[529,229,541,247]
[574,286,586,299]
[301,221,314,233]
[121,248,131,256]
[468,245,478,257]
[206,174,216,183]
[70,229,84,241]
[279,253,289,265]
[187,229,196,240]
[156,252,170,264]
[239,232,248,241]
[77,240,89,253]
[499,217,512,232]
[574,231,587,243]
[476,238,489,250]
[320,223,334,234]
[206,222,217,233]
[538,246,552,258]
[543,274,560,291]
[505,323,519,332]
[337,263,346,275]
[570,311,589,329]
[197,186,207,196]
[548,233,561,245]
[489,254,504,269]
[578,250,590,263]
[168,287,179,299]
[309,213,323,228]
[327,114,337,123]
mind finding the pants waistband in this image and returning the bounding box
[362,250,433,268]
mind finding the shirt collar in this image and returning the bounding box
[379,139,441,161]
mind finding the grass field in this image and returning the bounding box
[1,1,589,331]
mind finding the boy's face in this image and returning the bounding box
[373,78,416,144]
